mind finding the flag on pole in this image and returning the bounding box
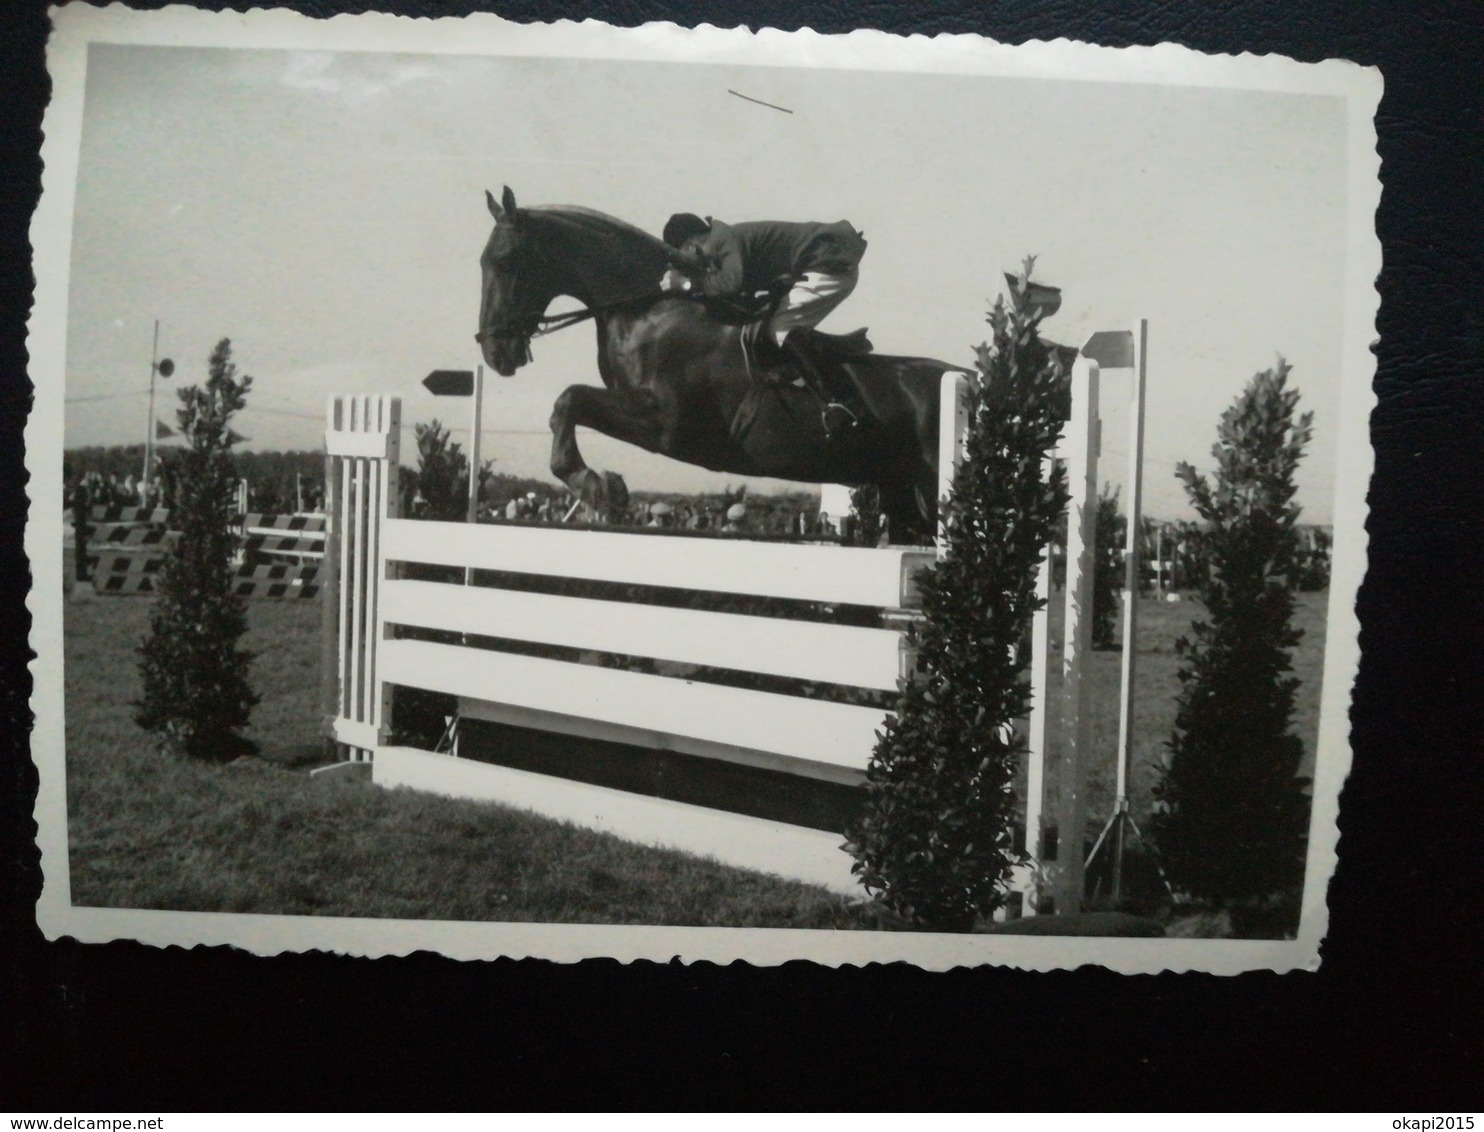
[1081,330,1137,370]
[1004,272,1062,319]
[154,420,175,439]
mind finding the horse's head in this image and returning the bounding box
[477,186,555,376]
[477,189,677,376]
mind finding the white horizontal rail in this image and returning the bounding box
[382,519,934,609]
[380,638,887,771]
[333,717,381,752]
[372,746,858,893]
[325,428,397,460]
[382,579,906,691]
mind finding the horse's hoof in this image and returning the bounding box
[602,471,630,511]
[574,469,605,507]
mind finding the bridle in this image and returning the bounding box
[475,218,689,353]
[473,292,669,350]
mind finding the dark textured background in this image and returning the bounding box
[3,0,1481,1111]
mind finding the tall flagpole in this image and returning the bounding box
[144,319,160,488]
[1109,318,1149,897]
[1080,323,1165,906]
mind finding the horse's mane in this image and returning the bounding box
[524,204,672,260]
[526,203,663,241]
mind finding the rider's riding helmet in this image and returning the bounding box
[662,212,711,248]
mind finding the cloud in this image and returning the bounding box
[280,53,340,93]
[279,53,445,101]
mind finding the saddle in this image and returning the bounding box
[802,327,874,359]
[738,320,874,378]
[729,322,877,446]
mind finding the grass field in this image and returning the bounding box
[61,580,1328,929]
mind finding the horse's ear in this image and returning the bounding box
[501,185,518,215]
[486,189,503,220]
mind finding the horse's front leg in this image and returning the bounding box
[549,384,668,521]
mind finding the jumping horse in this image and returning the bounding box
[476,186,970,541]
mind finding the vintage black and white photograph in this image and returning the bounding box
[28,5,1379,972]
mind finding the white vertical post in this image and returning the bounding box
[936,371,969,554]
[1025,463,1055,916]
[1111,320,1149,878]
[466,365,484,526]
[1155,522,1164,599]
[320,396,342,758]
[1052,355,1099,916]
[335,400,355,753]
[370,397,401,746]
[325,394,401,763]
[350,399,369,731]
[465,367,484,588]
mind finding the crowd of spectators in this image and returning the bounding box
[476,489,857,541]
[66,469,162,512]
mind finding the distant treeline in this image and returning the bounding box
[66,445,325,513]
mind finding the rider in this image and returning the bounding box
[659,213,869,436]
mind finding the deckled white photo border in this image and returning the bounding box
[28,3,1381,973]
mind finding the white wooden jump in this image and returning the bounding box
[324,335,1125,902]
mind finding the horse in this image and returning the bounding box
[475,186,970,542]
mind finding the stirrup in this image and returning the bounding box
[821,401,861,438]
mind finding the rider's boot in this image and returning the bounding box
[781,328,863,441]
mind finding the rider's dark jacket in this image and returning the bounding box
[682,219,867,298]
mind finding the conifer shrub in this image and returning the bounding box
[408,419,470,521]
[1151,360,1314,922]
[845,264,1071,931]
[135,339,259,761]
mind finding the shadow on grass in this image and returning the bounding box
[255,742,335,771]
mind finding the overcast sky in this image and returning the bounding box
[63,43,1351,521]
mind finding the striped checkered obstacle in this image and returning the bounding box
[75,507,176,594]
[80,506,171,526]
[231,561,321,598]
[93,569,164,596]
[88,525,180,549]
[238,512,325,533]
[238,512,326,561]
[91,556,321,598]
[73,507,322,538]
[87,552,168,577]
[241,532,325,557]
[71,503,327,596]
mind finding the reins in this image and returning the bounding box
[475,289,675,347]
[531,292,671,337]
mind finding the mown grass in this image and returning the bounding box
[63,596,893,928]
[62,581,1328,927]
